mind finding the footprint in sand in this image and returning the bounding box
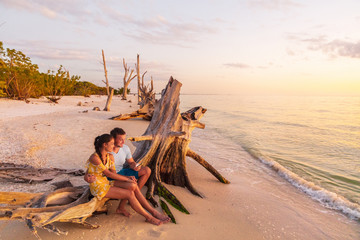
[137,228,165,238]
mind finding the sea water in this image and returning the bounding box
[180,95,360,220]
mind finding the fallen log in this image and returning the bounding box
[110,102,153,121]
[0,162,84,183]
[0,186,108,239]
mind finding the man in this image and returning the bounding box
[108,127,151,190]
[85,127,151,216]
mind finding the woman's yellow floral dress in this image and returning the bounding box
[86,153,116,200]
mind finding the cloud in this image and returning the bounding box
[286,48,295,56]
[28,49,92,60]
[5,40,94,61]
[308,39,360,59]
[0,0,92,22]
[247,0,302,10]
[96,5,218,47]
[223,63,251,69]
[1,1,220,47]
[288,34,360,59]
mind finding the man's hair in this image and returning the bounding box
[110,127,126,138]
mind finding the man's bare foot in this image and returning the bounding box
[116,208,131,217]
[153,211,171,222]
[146,217,162,226]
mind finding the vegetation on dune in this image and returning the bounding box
[0,42,127,101]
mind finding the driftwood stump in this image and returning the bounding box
[129,77,229,222]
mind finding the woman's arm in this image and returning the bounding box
[108,154,117,173]
[89,154,135,183]
[84,169,96,183]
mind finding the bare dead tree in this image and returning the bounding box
[101,50,113,111]
[135,54,141,104]
[122,58,137,100]
[111,55,156,121]
[101,49,109,96]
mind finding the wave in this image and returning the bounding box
[244,148,360,220]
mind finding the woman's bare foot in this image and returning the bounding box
[153,211,171,223]
[116,208,131,217]
[146,217,162,226]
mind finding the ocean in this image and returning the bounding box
[180,95,360,220]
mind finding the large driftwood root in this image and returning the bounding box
[129,77,229,223]
[0,186,108,239]
[0,162,84,183]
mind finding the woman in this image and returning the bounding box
[86,134,169,225]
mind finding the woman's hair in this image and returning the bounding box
[94,134,113,161]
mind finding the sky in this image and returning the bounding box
[0,0,359,95]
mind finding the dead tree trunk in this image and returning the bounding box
[101,50,114,111]
[103,88,114,111]
[136,54,141,104]
[122,58,137,100]
[102,49,110,96]
[129,77,229,222]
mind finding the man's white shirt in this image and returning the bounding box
[110,145,132,171]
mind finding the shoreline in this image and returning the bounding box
[0,96,359,240]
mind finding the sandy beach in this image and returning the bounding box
[0,95,359,240]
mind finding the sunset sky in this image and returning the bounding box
[0,0,359,95]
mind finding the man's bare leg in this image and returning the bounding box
[137,166,151,189]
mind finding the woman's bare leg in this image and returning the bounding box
[112,181,136,217]
[105,186,162,226]
[132,186,170,222]
[113,181,170,222]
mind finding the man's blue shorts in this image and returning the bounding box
[107,168,139,181]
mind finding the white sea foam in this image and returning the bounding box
[258,156,360,220]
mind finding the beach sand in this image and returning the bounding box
[0,95,359,240]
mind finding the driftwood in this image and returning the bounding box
[0,186,108,239]
[0,162,84,183]
[129,77,229,222]
[110,101,153,121]
[138,75,156,113]
[46,96,61,104]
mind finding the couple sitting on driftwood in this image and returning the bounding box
[84,127,170,225]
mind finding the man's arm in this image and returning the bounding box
[126,158,141,171]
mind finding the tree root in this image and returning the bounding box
[186,149,230,184]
